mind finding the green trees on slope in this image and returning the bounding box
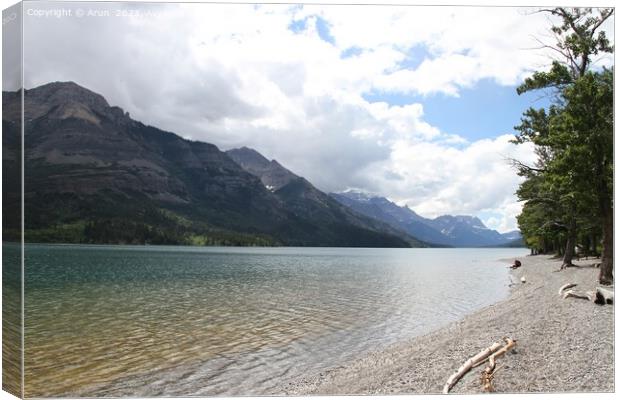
[513,8,613,284]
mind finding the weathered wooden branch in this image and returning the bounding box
[481,338,516,392]
[485,338,516,372]
[443,342,503,394]
[562,287,613,305]
[443,338,516,394]
[558,283,577,295]
[562,290,593,301]
[481,365,503,392]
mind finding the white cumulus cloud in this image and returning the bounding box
[16,1,614,233]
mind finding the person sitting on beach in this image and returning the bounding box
[510,259,522,269]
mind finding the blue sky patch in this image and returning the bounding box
[315,16,335,45]
[395,44,429,71]
[363,79,552,142]
[341,46,363,58]
[288,18,307,33]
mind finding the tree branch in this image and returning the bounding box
[507,157,546,174]
[530,35,572,62]
[556,8,581,34]
[590,9,613,37]
[550,29,579,76]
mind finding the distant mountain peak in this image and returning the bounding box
[226,147,298,191]
[338,189,379,202]
[27,81,109,108]
[230,146,267,159]
[331,192,516,247]
[342,188,368,194]
[20,81,131,125]
[5,81,415,248]
[434,215,489,231]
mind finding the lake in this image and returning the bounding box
[15,244,528,396]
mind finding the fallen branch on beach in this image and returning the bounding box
[480,338,516,392]
[443,342,502,394]
[443,337,516,394]
[480,365,503,392]
[562,290,592,301]
[558,283,578,295]
[562,287,613,305]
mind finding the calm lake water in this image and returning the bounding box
[17,244,527,397]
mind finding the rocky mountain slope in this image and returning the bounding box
[226,147,297,191]
[426,215,508,247]
[226,147,425,247]
[3,82,415,247]
[331,190,521,247]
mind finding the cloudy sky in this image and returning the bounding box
[13,1,614,232]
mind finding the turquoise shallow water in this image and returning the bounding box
[19,244,527,396]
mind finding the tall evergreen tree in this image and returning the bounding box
[513,8,613,283]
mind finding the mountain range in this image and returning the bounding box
[3,81,521,248]
[2,82,419,247]
[330,190,522,247]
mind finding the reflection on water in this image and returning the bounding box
[2,243,22,397]
[24,245,527,397]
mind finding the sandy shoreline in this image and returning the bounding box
[277,254,614,394]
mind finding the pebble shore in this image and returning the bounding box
[278,255,614,394]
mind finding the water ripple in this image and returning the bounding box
[21,245,527,397]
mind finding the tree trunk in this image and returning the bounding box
[562,218,576,268]
[585,235,590,256]
[590,233,597,256]
[599,202,613,284]
[594,158,613,284]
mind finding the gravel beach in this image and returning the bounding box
[278,255,614,395]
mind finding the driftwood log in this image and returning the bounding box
[481,338,516,392]
[480,365,503,392]
[558,283,578,295]
[562,287,613,305]
[562,290,592,301]
[443,338,516,394]
[443,342,502,394]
